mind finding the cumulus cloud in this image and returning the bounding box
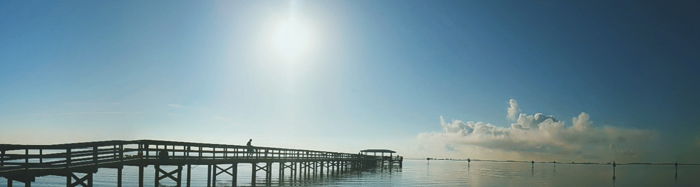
[419,99,657,162]
[507,99,520,120]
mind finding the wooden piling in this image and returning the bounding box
[612,161,616,180]
[251,163,256,186]
[320,161,324,178]
[232,163,238,186]
[117,167,122,187]
[207,165,211,187]
[212,165,217,187]
[279,162,284,184]
[266,162,272,185]
[186,164,191,187]
[154,165,159,187]
[675,162,678,180]
[138,165,144,187]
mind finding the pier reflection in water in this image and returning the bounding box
[2,160,700,186]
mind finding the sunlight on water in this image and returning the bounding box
[2,160,699,186]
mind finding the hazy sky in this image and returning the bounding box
[1,1,698,162]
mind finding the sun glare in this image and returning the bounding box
[270,17,316,62]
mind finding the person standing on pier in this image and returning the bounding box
[247,139,253,157]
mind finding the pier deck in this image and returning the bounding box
[0,140,402,187]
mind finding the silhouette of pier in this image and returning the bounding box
[0,140,402,187]
[359,149,403,169]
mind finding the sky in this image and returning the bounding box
[1,0,699,162]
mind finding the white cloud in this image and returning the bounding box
[507,98,520,120]
[419,99,657,162]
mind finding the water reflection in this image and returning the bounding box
[3,160,699,186]
[308,160,700,187]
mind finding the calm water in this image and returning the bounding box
[2,160,699,186]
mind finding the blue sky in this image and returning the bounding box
[1,1,698,161]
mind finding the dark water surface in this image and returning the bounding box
[2,160,699,186]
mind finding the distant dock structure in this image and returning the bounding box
[359,149,403,169]
[0,140,402,187]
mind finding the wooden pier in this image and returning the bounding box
[359,149,402,169]
[0,140,402,187]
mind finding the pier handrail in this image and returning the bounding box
[0,140,381,175]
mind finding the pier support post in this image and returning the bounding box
[294,162,298,182]
[335,161,339,175]
[211,164,219,187]
[306,162,310,179]
[389,158,393,170]
[251,163,256,186]
[138,165,144,187]
[252,162,270,186]
[290,162,296,183]
[308,162,312,179]
[117,167,122,187]
[304,162,307,180]
[612,161,617,180]
[186,164,191,187]
[314,161,318,177]
[212,165,217,187]
[207,165,212,187]
[213,164,237,187]
[154,165,159,187]
[301,162,306,180]
[328,161,332,176]
[320,161,324,178]
[278,162,284,184]
[305,162,310,179]
[67,172,93,187]
[232,164,238,186]
[5,179,32,187]
[330,161,334,176]
[299,162,304,180]
[266,162,272,184]
[155,165,183,187]
[675,162,678,180]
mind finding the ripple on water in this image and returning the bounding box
[3,160,700,186]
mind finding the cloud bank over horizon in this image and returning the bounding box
[418,99,660,162]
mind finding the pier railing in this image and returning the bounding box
[0,140,372,175]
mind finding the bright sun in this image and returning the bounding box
[270,17,316,62]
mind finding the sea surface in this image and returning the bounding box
[2,160,699,186]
